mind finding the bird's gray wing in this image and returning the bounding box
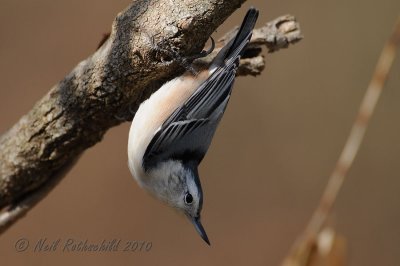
[142,8,258,170]
[142,63,237,170]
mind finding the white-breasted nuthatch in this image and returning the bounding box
[128,8,259,245]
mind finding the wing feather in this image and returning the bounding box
[143,64,237,170]
[142,8,259,170]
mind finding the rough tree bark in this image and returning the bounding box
[0,0,302,234]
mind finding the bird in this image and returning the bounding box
[128,8,259,245]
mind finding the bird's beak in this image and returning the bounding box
[190,216,210,245]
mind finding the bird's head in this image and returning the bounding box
[144,159,210,245]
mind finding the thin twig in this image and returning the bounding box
[306,15,400,238]
[282,15,400,266]
[195,15,302,75]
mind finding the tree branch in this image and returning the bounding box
[0,0,302,234]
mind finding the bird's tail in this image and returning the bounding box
[210,7,259,69]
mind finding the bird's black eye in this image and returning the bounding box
[184,192,193,205]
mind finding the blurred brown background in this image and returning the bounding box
[1,0,400,265]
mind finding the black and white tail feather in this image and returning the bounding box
[143,8,259,170]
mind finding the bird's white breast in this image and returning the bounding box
[128,72,208,186]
